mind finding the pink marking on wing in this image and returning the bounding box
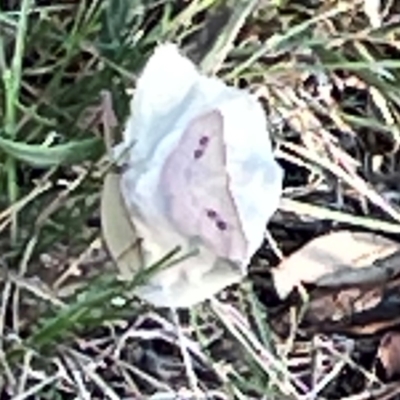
[159,110,247,261]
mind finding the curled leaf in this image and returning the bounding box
[101,171,143,279]
[272,230,400,299]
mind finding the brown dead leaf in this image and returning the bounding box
[305,299,400,337]
[304,285,383,326]
[378,331,400,379]
[271,230,400,299]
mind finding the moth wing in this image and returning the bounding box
[160,110,246,261]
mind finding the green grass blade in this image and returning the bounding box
[0,136,104,166]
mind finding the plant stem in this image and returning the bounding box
[2,0,32,244]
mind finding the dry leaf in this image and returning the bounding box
[272,230,400,299]
[304,288,400,337]
[303,286,383,326]
[101,171,143,279]
[268,272,400,338]
[378,331,400,379]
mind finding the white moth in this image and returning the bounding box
[107,43,283,307]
